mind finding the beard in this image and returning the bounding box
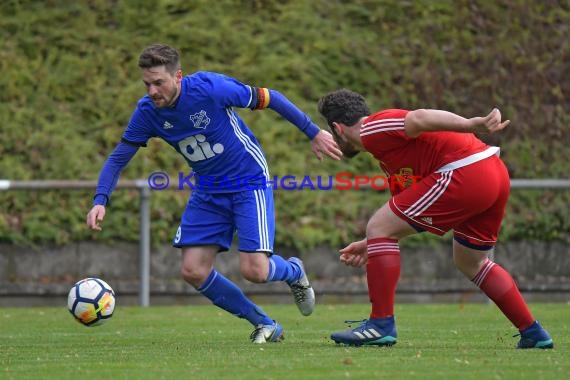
[152,86,179,108]
[330,129,360,158]
[338,140,360,158]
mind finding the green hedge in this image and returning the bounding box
[1,0,569,248]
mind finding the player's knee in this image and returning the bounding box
[240,266,266,283]
[453,258,482,279]
[240,260,267,283]
[366,202,415,239]
[366,220,398,239]
[239,253,269,283]
[452,254,470,276]
[452,247,490,278]
[180,265,210,288]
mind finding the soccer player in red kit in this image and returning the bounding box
[317,89,553,349]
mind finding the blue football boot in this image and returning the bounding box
[515,320,553,349]
[331,317,397,347]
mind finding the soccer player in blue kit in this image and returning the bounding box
[86,44,342,343]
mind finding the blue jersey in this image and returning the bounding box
[124,72,272,192]
[93,71,320,204]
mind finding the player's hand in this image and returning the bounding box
[339,239,367,267]
[472,108,510,134]
[86,205,106,231]
[311,130,343,161]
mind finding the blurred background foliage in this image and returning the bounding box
[0,0,568,249]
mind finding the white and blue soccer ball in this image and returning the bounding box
[67,277,116,326]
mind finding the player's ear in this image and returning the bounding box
[331,121,342,136]
[331,122,343,137]
[175,69,183,82]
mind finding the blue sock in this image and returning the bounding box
[267,254,301,284]
[198,270,273,326]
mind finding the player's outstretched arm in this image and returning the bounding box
[469,108,511,134]
[87,142,139,231]
[263,89,341,160]
[405,108,510,137]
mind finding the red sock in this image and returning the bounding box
[472,259,534,330]
[367,237,400,319]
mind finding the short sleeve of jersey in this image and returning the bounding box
[360,109,410,152]
[193,71,254,110]
[122,104,155,147]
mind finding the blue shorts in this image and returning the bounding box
[173,187,275,253]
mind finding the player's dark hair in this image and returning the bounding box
[138,44,181,74]
[317,89,370,128]
[317,89,369,159]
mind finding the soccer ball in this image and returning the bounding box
[67,277,116,326]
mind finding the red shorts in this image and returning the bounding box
[389,155,510,249]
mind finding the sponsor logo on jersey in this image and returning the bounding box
[178,134,224,162]
[189,110,210,129]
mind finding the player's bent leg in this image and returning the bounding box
[331,203,415,346]
[338,235,401,346]
[453,240,553,349]
[182,247,282,343]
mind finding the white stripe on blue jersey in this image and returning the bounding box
[254,189,270,251]
[227,108,270,180]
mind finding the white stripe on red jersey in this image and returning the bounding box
[361,118,406,136]
[404,171,453,217]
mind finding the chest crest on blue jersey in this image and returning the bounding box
[190,110,210,129]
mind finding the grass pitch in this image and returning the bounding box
[1,303,568,380]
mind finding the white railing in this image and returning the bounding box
[2,178,570,306]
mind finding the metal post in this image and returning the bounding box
[139,184,151,306]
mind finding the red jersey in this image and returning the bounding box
[361,109,493,193]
